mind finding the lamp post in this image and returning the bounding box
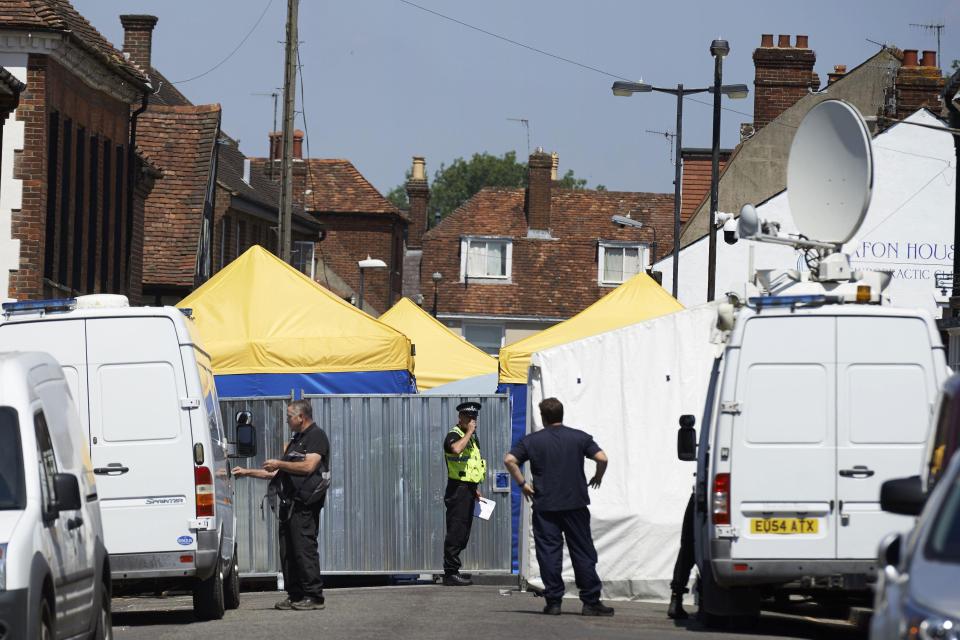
[611,215,658,275]
[611,77,747,300]
[357,256,387,312]
[431,271,442,317]
[707,38,731,302]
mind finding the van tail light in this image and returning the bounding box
[713,473,731,525]
[195,466,214,517]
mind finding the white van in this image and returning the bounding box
[679,296,948,620]
[0,351,111,639]
[0,296,257,621]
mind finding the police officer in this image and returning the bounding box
[441,401,487,586]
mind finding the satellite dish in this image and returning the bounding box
[786,100,873,245]
[737,204,759,238]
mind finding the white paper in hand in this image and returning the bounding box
[473,497,496,521]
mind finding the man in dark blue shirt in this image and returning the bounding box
[504,397,614,617]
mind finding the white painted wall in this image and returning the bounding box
[0,53,26,301]
[657,110,956,317]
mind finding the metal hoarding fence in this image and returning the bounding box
[222,394,512,576]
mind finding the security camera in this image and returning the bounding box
[723,217,738,245]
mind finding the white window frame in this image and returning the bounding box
[459,236,513,282]
[292,241,316,279]
[597,242,648,286]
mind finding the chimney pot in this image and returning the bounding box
[269,131,283,162]
[834,64,847,74]
[119,14,159,71]
[902,49,919,68]
[405,156,430,248]
[550,152,559,181]
[777,34,791,48]
[292,129,304,160]
[795,35,809,48]
[921,50,937,67]
[411,156,426,181]
[760,33,774,47]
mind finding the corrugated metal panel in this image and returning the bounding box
[223,394,512,576]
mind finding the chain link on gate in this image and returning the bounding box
[222,394,512,576]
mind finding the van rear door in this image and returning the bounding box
[835,316,935,559]
[729,316,836,559]
[86,317,197,555]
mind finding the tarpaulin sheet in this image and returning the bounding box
[380,298,496,391]
[498,272,682,384]
[177,246,413,385]
[215,370,415,398]
[522,306,721,601]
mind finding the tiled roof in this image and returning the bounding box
[421,187,675,319]
[138,104,221,287]
[147,67,192,107]
[0,0,149,87]
[301,159,403,216]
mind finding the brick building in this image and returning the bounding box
[679,148,731,224]
[251,137,408,315]
[117,14,322,304]
[0,0,158,302]
[416,150,674,353]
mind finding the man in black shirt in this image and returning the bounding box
[233,400,330,611]
[504,397,614,617]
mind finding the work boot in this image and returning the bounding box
[667,592,688,619]
[581,601,615,617]
[291,597,325,611]
[443,573,473,586]
[274,597,300,610]
[543,601,562,615]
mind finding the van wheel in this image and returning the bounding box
[193,557,226,621]
[224,545,241,610]
[91,580,113,640]
[39,599,54,640]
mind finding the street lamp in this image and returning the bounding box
[612,215,657,274]
[431,271,442,317]
[357,255,387,311]
[707,38,734,302]
[611,78,747,300]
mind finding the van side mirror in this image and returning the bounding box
[880,476,924,516]
[877,532,902,569]
[678,415,697,461]
[53,473,82,512]
[229,414,257,459]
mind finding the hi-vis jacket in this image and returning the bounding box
[444,426,487,483]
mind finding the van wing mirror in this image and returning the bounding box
[53,473,82,512]
[677,415,697,461]
[880,476,924,516]
[229,421,257,459]
[877,532,902,569]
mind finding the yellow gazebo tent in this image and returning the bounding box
[380,297,497,391]
[177,245,414,396]
[498,272,683,384]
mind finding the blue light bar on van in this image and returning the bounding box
[1,298,77,314]
[748,294,842,310]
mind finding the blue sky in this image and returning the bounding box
[76,0,960,197]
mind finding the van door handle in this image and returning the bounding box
[93,465,129,476]
[839,466,874,478]
[67,516,84,530]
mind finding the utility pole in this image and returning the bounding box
[278,0,299,263]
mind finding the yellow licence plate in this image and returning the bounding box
[750,518,819,535]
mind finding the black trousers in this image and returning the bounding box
[278,501,324,601]
[670,493,696,594]
[443,479,477,574]
[532,507,602,604]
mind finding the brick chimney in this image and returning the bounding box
[894,49,945,120]
[526,149,553,232]
[752,34,819,132]
[119,15,159,72]
[293,129,304,160]
[827,64,847,86]
[405,156,429,249]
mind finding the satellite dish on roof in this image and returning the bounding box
[786,99,873,245]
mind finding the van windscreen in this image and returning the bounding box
[0,407,25,510]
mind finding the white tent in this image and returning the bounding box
[657,110,955,315]
[523,305,721,600]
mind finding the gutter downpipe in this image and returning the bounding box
[125,89,150,293]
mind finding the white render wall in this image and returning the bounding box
[658,110,956,316]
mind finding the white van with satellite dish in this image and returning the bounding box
[676,100,950,621]
[0,351,111,639]
[0,296,257,621]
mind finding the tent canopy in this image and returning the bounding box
[380,298,497,391]
[498,272,683,384]
[177,246,413,390]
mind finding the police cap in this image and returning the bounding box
[456,401,481,417]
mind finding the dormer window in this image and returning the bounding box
[460,237,512,281]
[598,242,647,285]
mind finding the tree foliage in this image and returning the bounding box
[386,151,605,220]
